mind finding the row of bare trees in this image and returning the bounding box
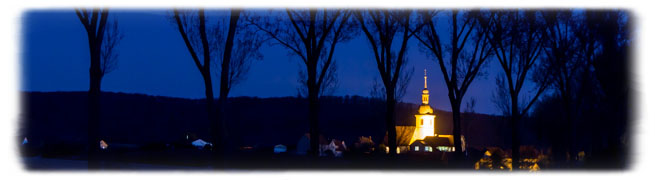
[74,8,629,169]
[483,10,631,169]
[245,9,355,157]
[527,10,631,168]
[74,8,267,168]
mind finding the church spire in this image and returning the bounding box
[421,69,429,105]
[424,69,427,89]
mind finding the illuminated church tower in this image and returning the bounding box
[413,69,436,142]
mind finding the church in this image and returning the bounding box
[393,70,458,154]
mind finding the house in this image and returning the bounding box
[409,135,455,153]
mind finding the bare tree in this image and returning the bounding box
[355,9,418,156]
[74,8,119,169]
[173,9,264,159]
[464,98,477,113]
[173,9,218,155]
[414,10,494,160]
[394,126,416,147]
[482,10,550,169]
[216,9,266,150]
[491,74,511,117]
[99,19,123,76]
[296,61,339,97]
[246,9,355,157]
[575,10,631,167]
[369,69,414,101]
[540,10,586,162]
[215,11,266,92]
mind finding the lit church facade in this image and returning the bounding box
[410,69,437,144]
[394,70,456,153]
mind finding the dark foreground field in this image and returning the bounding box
[22,147,461,171]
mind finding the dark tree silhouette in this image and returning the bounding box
[414,10,493,161]
[216,10,241,152]
[74,8,120,169]
[540,10,584,162]
[247,9,355,157]
[355,9,417,156]
[173,9,264,160]
[491,74,511,117]
[482,10,550,170]
[369,69,413,101]
[512,9,631,169]
[216,9,266,150]
[575,10,631,167]
[464,98,477,113]
[99,19,123,76]
[173,9,217,154]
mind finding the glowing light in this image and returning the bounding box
[417,105,434,115]
[437,146,454,152]
[99,140,108,150]
[422,69,430,104]
[414,114,436,141]
[529,163,540,172]
[22,137,28,145]
[506,158,512,171]
[474,157,542,171]
[577,151,586,161]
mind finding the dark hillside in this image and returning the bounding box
[19,91,516,151]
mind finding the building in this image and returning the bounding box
[394,69,458,153]
[410,135,455,152]
[412,69,437,143]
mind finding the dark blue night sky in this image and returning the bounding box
[21,10,514,115]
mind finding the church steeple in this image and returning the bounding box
[424,69,427,89]
[422,69,429,105]
[414,68,436,142]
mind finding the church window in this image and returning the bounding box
[414,146,419,151]
[425,146,429,151]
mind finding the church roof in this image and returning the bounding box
[395,126,416,146]
[411,136,453,147]
[418,104,434,114]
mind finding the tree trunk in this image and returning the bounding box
[511,93,520,170]
[87,85,100,169]
[216,9,241,159]
[451,100,463,161]
[563,92,573,165]
[202,72,219,159]
[308,83,320,157]
[385,88,397,157]
[306,60,320,157]
[552,88,572,166]
[87,35,103,170]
